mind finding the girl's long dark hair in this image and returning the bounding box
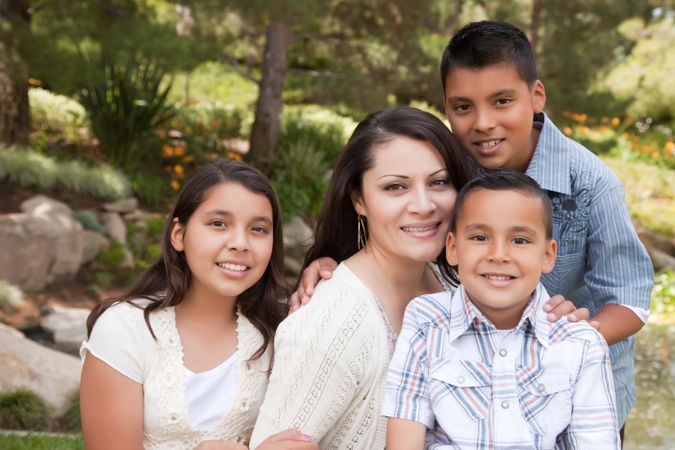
[87,159,289,361]
[303,107,476,285]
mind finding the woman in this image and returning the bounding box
[249,107,473,449]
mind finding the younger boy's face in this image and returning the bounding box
[443,63,546,172]
[446,189,557,329]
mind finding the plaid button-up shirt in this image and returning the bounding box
[382,284,621,449]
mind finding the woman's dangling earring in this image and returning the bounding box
[357,215,367,250]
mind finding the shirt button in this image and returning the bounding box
[501,400,509,409]
[498,348,508,357]
[537,383,546,393]
[456,375,465,384]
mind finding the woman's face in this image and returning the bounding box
[354,135,457,264]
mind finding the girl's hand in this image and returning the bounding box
[543,294,598,329]
[256,429,318,450]
[194,440,247,450]
[289,257,338,313]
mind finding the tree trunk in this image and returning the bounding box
[0,0,30,147]
[248,21,292,173]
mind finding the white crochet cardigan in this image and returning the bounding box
[250,263,395,450]
[81,301,271,449]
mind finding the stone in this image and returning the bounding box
[0,323,81,417]
[101,211,127,244]
[20,195,72,218]
[283,217,314,250]
[0,212,84,291]
[40,305,90,356]
[639,230,675,257]
[103,197,138,214]
[81,230,110,264]
[649,248,675,271]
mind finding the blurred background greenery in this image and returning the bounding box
[0,0,673,448]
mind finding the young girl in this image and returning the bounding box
[80,160,317,450]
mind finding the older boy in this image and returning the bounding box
[440,21,652,434]
[383,169,620,449]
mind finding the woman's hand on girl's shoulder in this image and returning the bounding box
[255,429,318,450]
[289,257,338,313]
[194,440,247,450]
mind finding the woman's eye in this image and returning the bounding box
[431,178,449,187]
[385,184,405,191]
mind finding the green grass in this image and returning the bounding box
[0,147,131,200]
[0,433,83,450]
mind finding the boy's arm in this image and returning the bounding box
[585,183,653,345]
[566,331,621,449]
[387,418,426,450]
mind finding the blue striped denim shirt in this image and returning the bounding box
[527,113,654,426]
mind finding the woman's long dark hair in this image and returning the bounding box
[303,107,475,285]
[87,159,289,361]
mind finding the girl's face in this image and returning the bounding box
[353,135,457,264]
[170,182,274,303]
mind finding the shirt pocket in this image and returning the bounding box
[519,368,572,440]
[428,358,492,426]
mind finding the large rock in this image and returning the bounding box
[639,230,675,271]
[0,196,85,291]
[40,305,91,355]
[0,323,80,417]
[81,230,110,264]
[103,197,138,214]
[101,211,127,244]
[283,217,314,250]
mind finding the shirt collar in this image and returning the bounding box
[450,283,553,348]
[526,112,572,195]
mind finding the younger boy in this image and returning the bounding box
[383,169,620,449]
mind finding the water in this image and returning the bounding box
[625,323,675,450]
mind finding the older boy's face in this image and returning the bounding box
[446,189,557,329]
[443,63,546,172]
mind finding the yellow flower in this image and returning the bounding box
[611,117,620,126]
[171,180,181,190]
[563,127,573,136]
[182,155,195,164]
[227,151,242,161]
[173,145,186,157]
[162,144,174,158]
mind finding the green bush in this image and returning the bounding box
[169,62,258,107]
[651,271,675,319]
[80,56,175,170]
[59,394,81,432]
[0,390,51,431]
[29,88,89,148]
[0,147,131,200]
[129,171,173,207]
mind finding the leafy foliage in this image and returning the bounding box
[29,88,89,148]
[79,56,175,170]
[651,271,675,320]
[0,434,83,450]
[0,390,51,431]
[0,147,131,200]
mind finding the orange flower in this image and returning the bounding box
[666,141,674,152]
[162,144,174,158]
[173,145,186,157]
[611,117,620,126]
[174,164,185,178]
[227,151,242,161]
[563,126,573,136]
[182,155,195,164]
[171,180,181,190]
[601,117,609,124]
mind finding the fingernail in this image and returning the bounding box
[302,433,313,441]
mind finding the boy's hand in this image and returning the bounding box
[289,257,338,313]
[255,429,318,450]
[543,294,598,329]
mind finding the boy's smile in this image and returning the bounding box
[443,63,546,172]
[446,188,557,329]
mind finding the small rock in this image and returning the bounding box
[101,211,127,243]
[81,230,110,264]
[0,322,81,416]
[20,195,72,218]
[40,304,91,356]
[283,217,314,250]
[103,197,138,214]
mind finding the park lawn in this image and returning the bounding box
[0,433,83,449]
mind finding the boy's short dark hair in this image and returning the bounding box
[450,168,553,239]
[440,21,538,93]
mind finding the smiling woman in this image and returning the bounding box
[249,107,474,449]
